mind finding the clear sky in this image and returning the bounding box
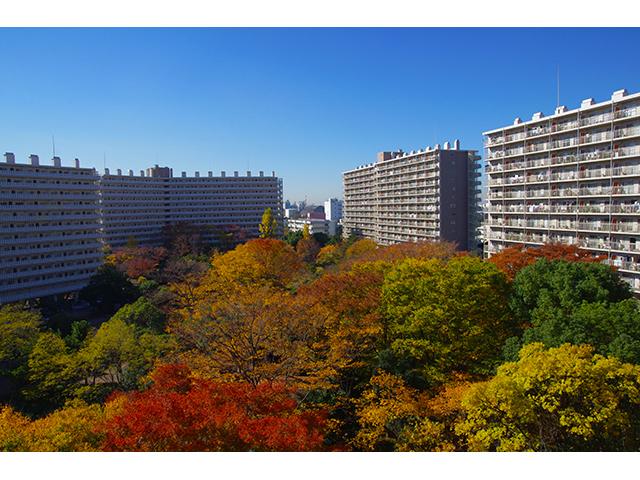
[1,28,639,203]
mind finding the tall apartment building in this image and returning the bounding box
[100,166,283,248]
[484,88,640,292]
[0,154,103,304]
[1,155,283,304]
[342,141,482,250]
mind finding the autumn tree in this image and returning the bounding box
[316,244,342,267]
[457,343,640,451]
[161,221,209,257]
[488,243,606,281]
[101,364,327,451]
[0,400,105,452]
[196,238,305,299]
[106,246,167,280]
[171,285,326,389]
[381,256,515,386]
[296,235,321,264]
[258,207,278,238]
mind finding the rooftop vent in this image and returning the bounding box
[443,141,450,150]
[29,154,39,166]
[52,156,61,167]
[612,89,628,101]
[221,171,226,177]
[208,171,213,177]
[181,171,186,178]
[247,170,251,177]
[435,144,440,150]
[140,170,145,176]
[234,171,238,177]
[513,117,522,125]
[259,171,264,177]
[555,105,567,115]
[117,168,122,175]
[581,98,595,108]
[532,112,544,120]
[4,152,15,164]
[128,169,133,176]
[195,171,200,177]
[75,158,80,168]
[454,139,461,150]
[104,168,110,175]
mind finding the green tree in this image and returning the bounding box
[504,259,636,361]
[457,343,640,451]
[381,256,514,386]
[283,229,303,247]
[0,305,41,390]
[110,297,166,333]
[25,332,81,411]
[78,317,170,395]
[79,265,141,314]
[258,207,278,238]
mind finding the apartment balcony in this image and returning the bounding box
[0,242,103,258]
[551,120,579,132]
[615,106,640,120]
[0,223,102,234]
[550,137,579,149]
[580,131,612,145]
[614,126,640,140]
[0,170,99,180]
[612,165,640,178]
[527,126,551,137]
[580,112,613,127]
[525,142,550,153]
[2,260,104,281]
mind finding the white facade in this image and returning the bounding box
[324,198,343,222]
[285,217,336,236]
[484,88,640,293]
[1,156,283,303]
[100,167,283,248]
[342,142,481,250]
[0,154,103,304]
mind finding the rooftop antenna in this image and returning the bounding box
[51,134,56,157]
[103,152,106,170]
[556,65,560,108]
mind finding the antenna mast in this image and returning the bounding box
[52,135,56,157]
[556,65,560,108]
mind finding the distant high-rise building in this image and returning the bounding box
[324,198,343,222]
[484,88,640,293]
[342,141,481,250]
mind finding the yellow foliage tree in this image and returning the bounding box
[456,343,640,451]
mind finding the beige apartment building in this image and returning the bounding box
[100,166,283,248]
[342,141,482,251]
[0,154,103,304]
[484,88,640,292]
[0,155,283,304]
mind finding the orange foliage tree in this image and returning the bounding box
[340,240,457,271]
[101,364,327,452]
[106,246,167,279]
[488,242,606,281]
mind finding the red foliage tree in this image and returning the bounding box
[101,364,327,452]
[107,246,167,279]
[488,243,606,281]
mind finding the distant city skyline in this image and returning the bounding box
[1,28,640,203]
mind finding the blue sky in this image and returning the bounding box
[1,28,639,203]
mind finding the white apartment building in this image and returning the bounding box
[342,141,481,250]
[1,156,283,304]
[100,166,283,248]
[0,154,103,304]
[285,217,336,236]
[324,198,343,222]
[484,88,640,292]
